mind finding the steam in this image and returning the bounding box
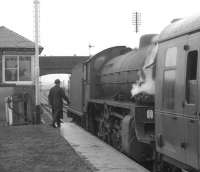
[131,44,158,97]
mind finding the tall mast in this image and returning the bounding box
[34,0,40,106]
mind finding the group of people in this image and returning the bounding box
[48,79,70,128]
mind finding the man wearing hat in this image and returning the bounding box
[48,79,70,128]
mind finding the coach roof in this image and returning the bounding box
[158,15,200,43]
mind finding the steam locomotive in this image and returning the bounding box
[68,15,200,171]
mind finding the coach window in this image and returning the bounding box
[165,47,177,67]
[185,50,198,104]
[3,55,33,83]
[163,47,177,110]
[83,64,87,81]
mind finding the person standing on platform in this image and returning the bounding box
[48,79,70,128]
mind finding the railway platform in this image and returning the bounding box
[61,122,149,172]
[0,124,93,172]
[41,95,150,172]
[0,99,150,172]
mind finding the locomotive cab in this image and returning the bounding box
[155,15,200,171]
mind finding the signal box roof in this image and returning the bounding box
[0,26,43,52]
[159,15,200,42]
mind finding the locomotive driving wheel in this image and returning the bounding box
[97,104,111,144]
[111,129,121,150]
[98,119,110,143]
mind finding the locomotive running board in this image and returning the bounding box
[67,106,83,116]
[89,99,134,110]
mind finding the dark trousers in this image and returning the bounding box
[52,108,63,127]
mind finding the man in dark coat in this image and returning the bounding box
[48,79,70,128]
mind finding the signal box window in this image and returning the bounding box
[163,47,177,110]
[19,56,32,81]
[186,51,198,104]
[5,56,17,81]
[3,55,32,83]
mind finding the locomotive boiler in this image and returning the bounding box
[99,34,157,102]
[68,14,200,172]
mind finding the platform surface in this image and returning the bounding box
[0,124,92,172]
[61,122,149,172]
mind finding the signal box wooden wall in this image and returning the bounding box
[0,26,43,125]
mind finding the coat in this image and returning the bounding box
[48,85,69,110]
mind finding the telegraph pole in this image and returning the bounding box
[132,12,141,33]
[34,0,41,123]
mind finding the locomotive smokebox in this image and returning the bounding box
[131,35,158,104]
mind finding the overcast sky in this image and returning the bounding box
[1,0,200,57]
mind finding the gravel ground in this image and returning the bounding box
[0,124,94,172]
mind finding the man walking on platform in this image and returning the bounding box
[48,79,70,128]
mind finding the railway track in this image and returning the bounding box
[41,94,68,111]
